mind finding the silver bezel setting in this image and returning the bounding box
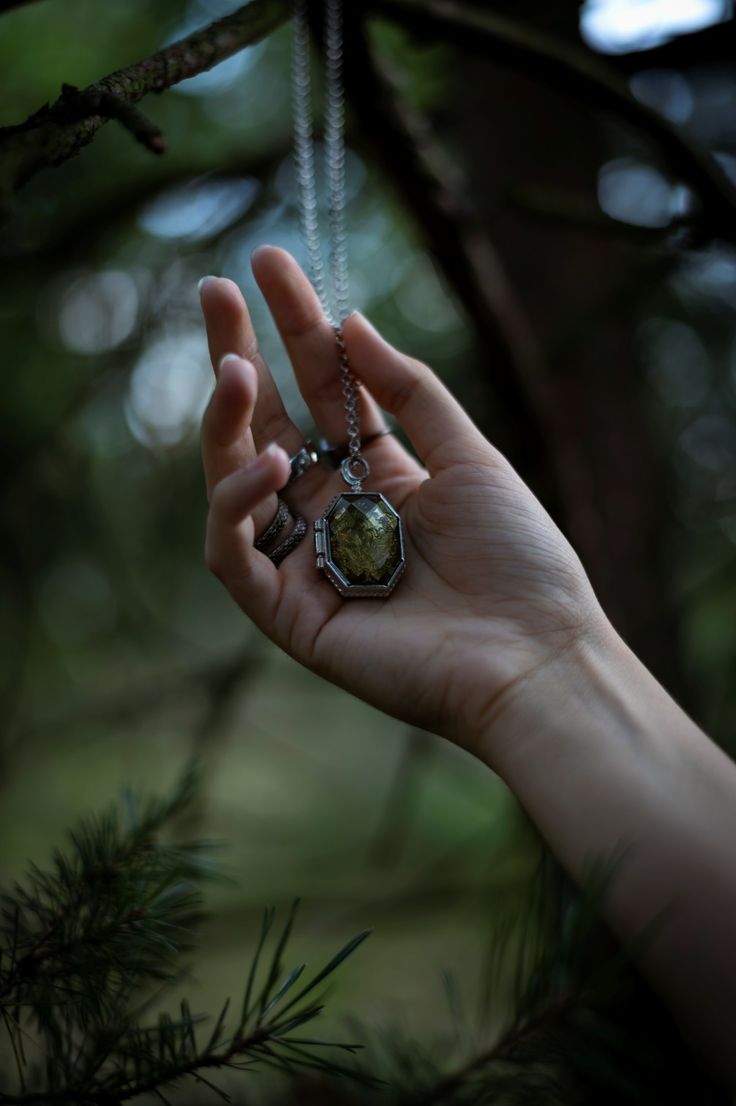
[314,492,406,598]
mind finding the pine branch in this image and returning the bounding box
[371,0,736,245]
[0,0,290,204]
[0,774,371,1105]
[399,851,719,1106]
[0,763,205,1011]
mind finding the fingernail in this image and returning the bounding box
[253,442,288,472]
[251,244,275,261]
[218,352,245,372]
[198,275,218,293]
[265,442,288,462]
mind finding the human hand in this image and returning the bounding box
[200,246,605,762]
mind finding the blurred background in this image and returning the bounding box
[1,0,735,1076]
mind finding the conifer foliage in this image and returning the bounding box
[0,767,371,1104]
[0,772,726,1105]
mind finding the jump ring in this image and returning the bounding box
[340,455,370,487]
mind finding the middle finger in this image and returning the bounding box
[199,275,312,472]
[251,245,389,450]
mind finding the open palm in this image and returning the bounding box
[200,248,600,754]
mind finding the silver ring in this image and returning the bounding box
[287,441,319,486]
[318,427,392,468]
[254,497,290,552]
[269,513,308,567]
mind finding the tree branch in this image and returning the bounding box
[0,0,290,205]
[370,0,736,244]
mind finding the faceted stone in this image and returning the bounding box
[328,494,402,586]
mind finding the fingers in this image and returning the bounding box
[201,354,257,498]
[198,276,304,455]
[199,276,259,373]
[341,311,491,474]
[205,444,291,626]
[250,246,388,446]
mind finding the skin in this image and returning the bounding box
[200,245,736,1087]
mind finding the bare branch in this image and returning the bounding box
[0,0,290,204]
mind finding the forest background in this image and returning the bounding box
[1,0,735,1101]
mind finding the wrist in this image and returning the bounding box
[472,614,681,785]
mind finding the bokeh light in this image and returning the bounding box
[581,0,731,54]
[597,157,689,226]
[139,177,260,242]
[126,331,212,449]
[56,270,139,354]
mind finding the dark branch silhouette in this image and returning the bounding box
[2,0,735,250]
[0,0,290,204]
[371,0,736,244]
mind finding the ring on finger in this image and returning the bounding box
[269,513,308,567]
[254,497,290,552]
[253,495,308,567]
[287,441,319,486]
[318,427,392,468]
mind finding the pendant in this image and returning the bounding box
[314,458,406,598]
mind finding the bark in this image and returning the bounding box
[2,0,735,251]
[0,0,290,205]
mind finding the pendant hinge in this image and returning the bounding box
[314,518,326,567]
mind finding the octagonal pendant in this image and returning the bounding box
[314,491,406,598]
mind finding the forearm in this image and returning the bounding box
[481,622,736,1086]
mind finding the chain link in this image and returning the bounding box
[292,0,365,480]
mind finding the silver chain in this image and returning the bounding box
[292,0,366,483]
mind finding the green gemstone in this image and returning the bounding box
[328,494,401,586]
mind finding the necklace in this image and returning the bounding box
[291,0,406,598]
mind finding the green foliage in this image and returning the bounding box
[0,768,372,1104]
[257,852,724,1106]
[0,775,725,1105]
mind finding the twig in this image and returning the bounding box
[55,83,165,155]
[0,1024,272,1104]
[0,0,290,203]
[416,989,582,1105]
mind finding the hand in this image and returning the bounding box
[200,247,604,760]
